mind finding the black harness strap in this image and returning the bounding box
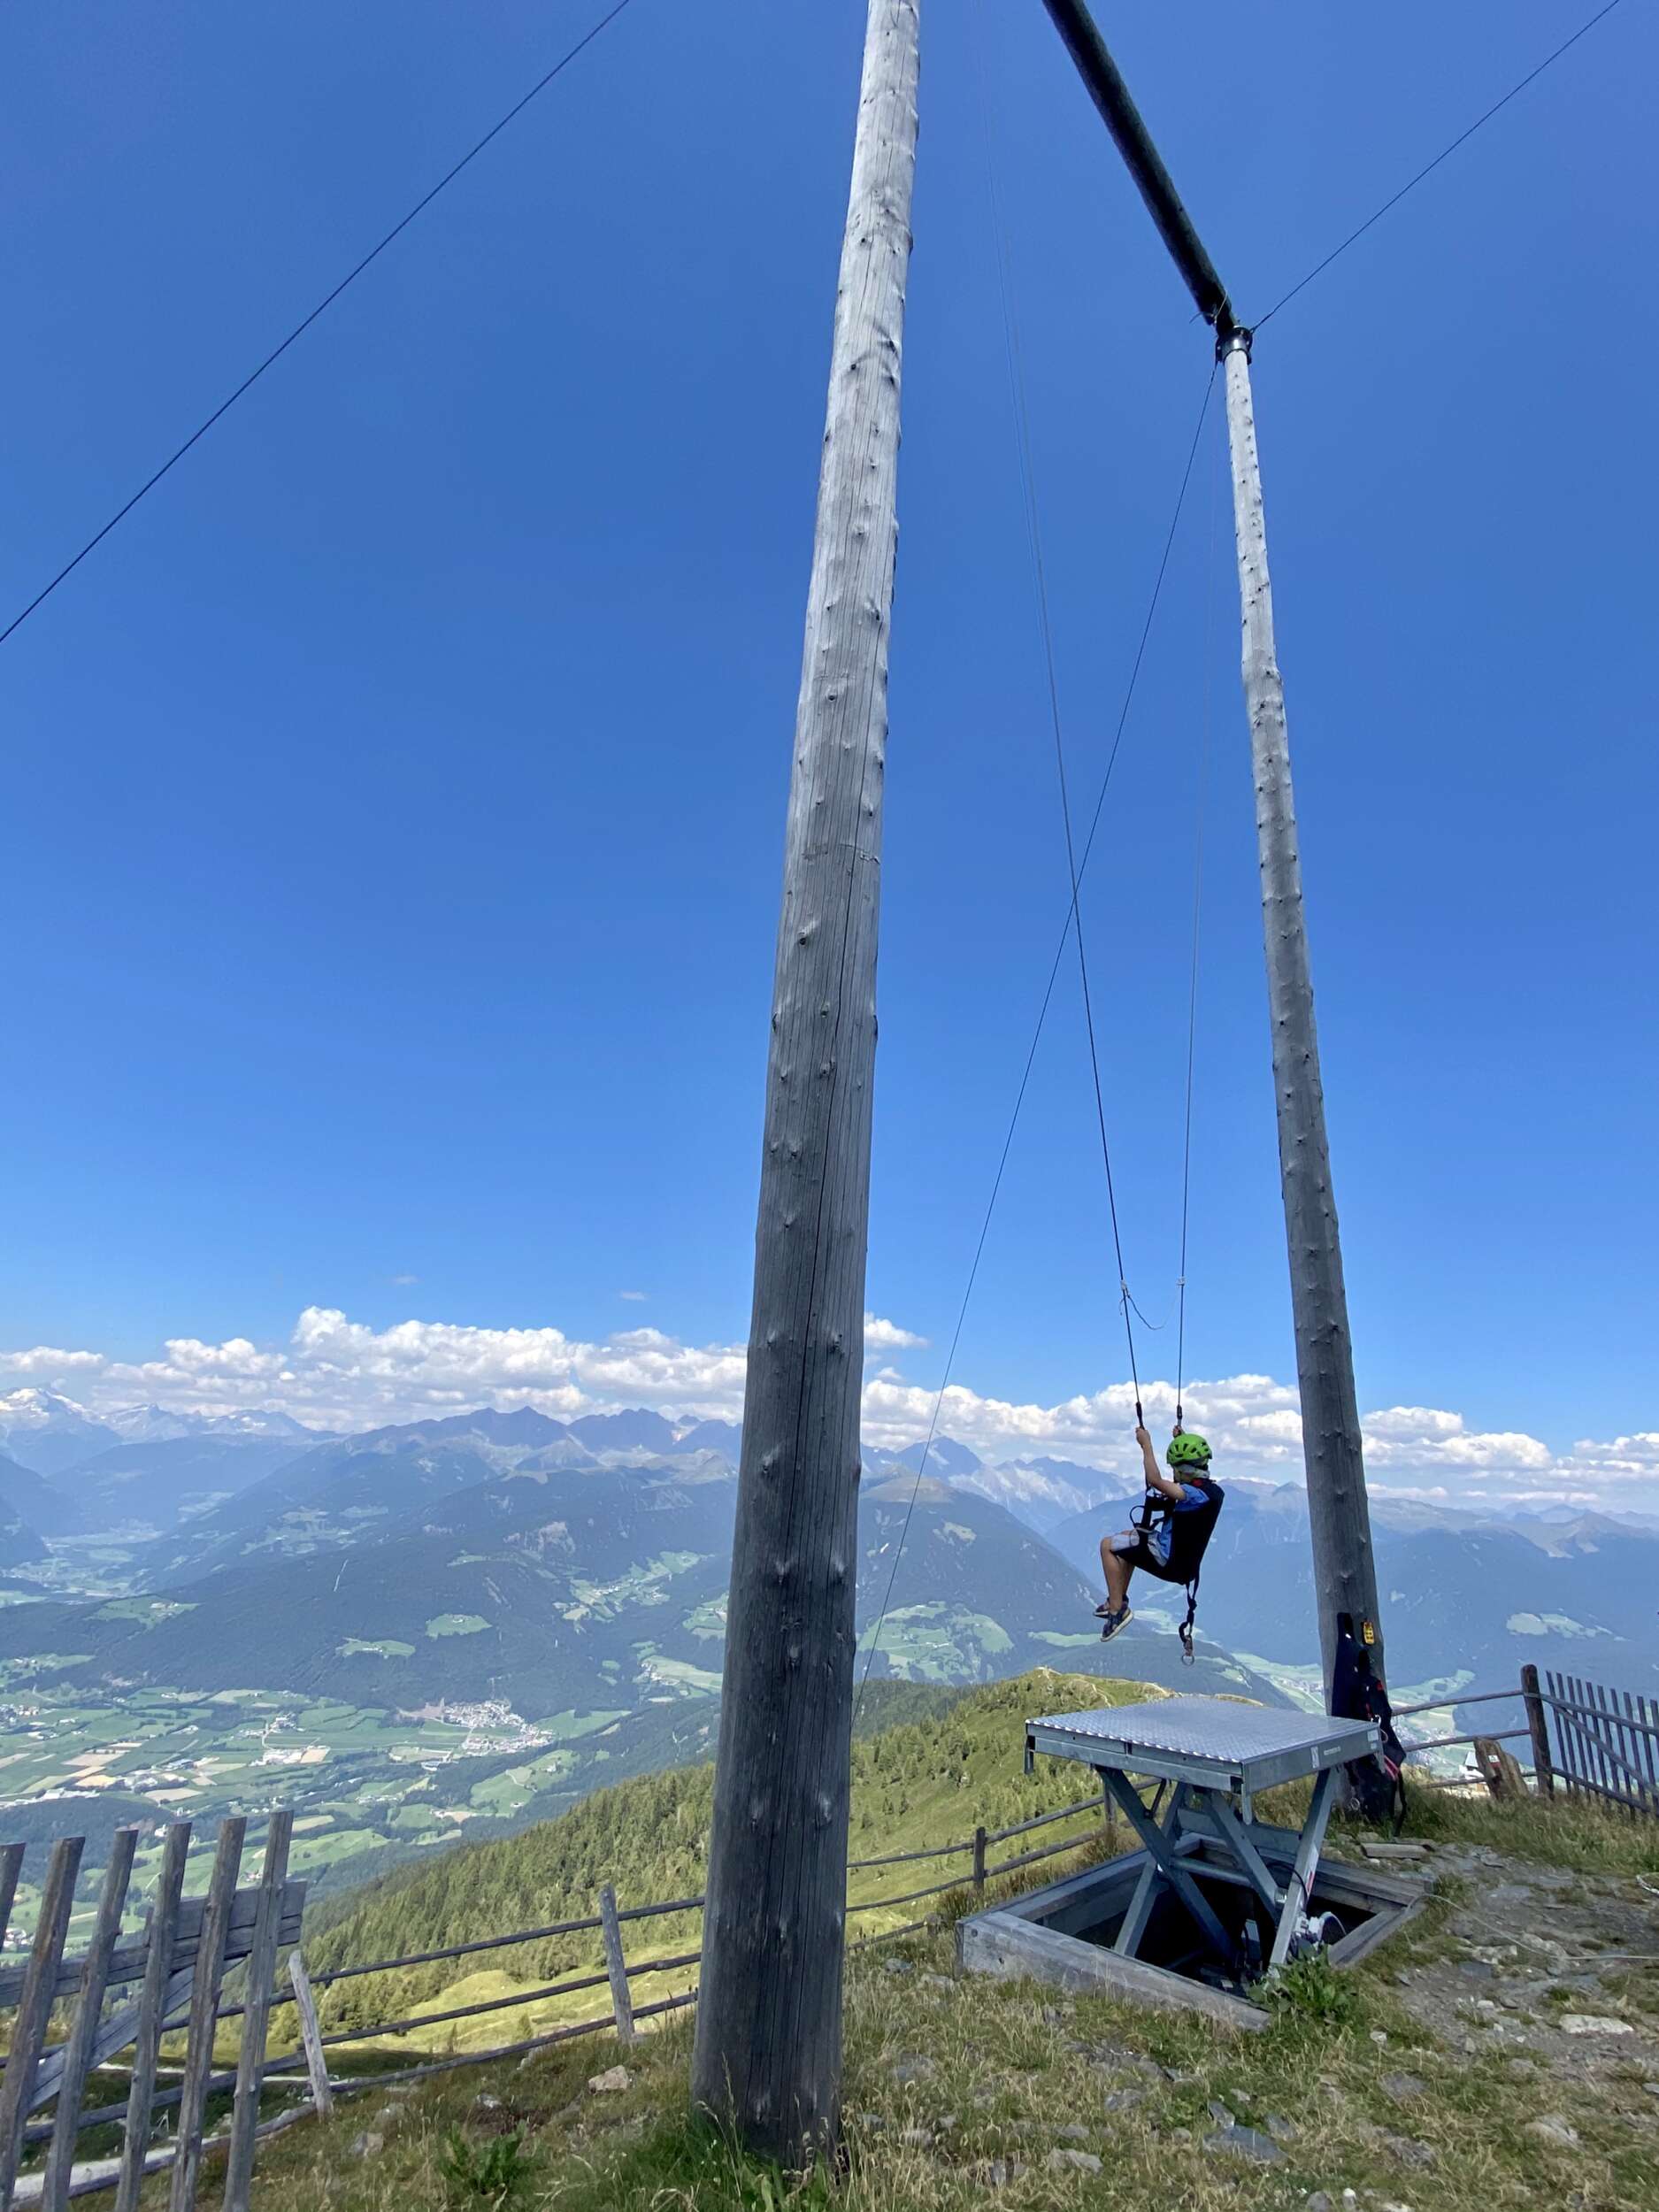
[1131,1473,1224,1665]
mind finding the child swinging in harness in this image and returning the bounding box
[1097,1424,1224,1660]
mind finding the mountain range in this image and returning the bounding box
[0,1439,1273,1713]
[2,1386,1655,1700]
[1,1383,1654,1925]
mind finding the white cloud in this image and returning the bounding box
[858,1370,1302,1471]
[0,1307,1648,1510]
[86,1308,750,1432]
[1360,1405,1552,1473]
[0,1346,106,1380]
[864,1315,929,1351]
[618,1291,648,1302]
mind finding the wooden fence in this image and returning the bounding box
[1538,1668,1659,1816]
[0,1812,303,2212]
[8,1661,1654,2202]
[1393,1663,1659,1818]
[0,1778,1116,2205]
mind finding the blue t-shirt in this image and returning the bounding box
[1143,1481,1208,1565]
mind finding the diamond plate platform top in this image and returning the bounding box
[1028,1696,1374,1764]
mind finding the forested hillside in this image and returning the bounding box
[303,1669,1157,2042]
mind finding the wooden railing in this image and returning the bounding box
[0,1779,1118,2202]
[0,1813,303,2212]
[10,1662,1654,2201]
[1538,1668,1659,1816]
[1393,1664,1659,1817]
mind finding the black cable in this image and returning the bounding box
[1255,0,1629,328]
[853,21,1213,1710]
[0,0,641,651]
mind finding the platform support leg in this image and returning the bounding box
[1111,1778,1178,1957]
[1266,1766,1337,1970]
[1202,1791,1288,1924]
[1103,1774,1233,1964]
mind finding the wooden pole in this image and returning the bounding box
[598,1884,635,2047]
[1034,2,1384,1710]
[690,0,919,2165]
[1220,328,1385,1703]
[0,1835,84,2205]
[223,1809,292,2212]
[169,1817,245,2212]
[42,1828,140,2212]
[1521,1663,1555,1797]
[116,1822,194,2212]
[285,1952,334,2116]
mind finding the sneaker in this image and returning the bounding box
[1099,1604,1133,1643]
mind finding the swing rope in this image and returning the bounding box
[979,13,1141,1417]
[851,27,1214,1714]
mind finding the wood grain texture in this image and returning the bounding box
[598,1884,635,2047]
[1222,335,1384,1703]
[691,0,920,2165]
[957,1909,1267,2031]
[0,1841,23,1956]
[117,1823,194,2212]
[168,1817,245,2212]
[0,1835,84,2204]
[41,1828,139,2212]
[222,1810,291,2212]
[285,1954,334,2118]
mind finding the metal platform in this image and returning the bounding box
[1025,1697,1376,1809]
[1025,1697,1380,1973]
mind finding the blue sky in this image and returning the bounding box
[3,2,1654,1489]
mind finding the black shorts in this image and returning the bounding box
[1110,1532,1165,1576]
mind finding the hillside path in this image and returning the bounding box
[1388,1837,1659,2094]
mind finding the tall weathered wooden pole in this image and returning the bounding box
[1038,0,1384,1703]
[1218,327,1385,1699]
[691,0,919,2164]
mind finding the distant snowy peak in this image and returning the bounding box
[944,1454,1131,1535]
[0,1386,95,1431]
[100,1403,320,1444]
[0,1388,120,1476]
[894,1436,982,1479]
[0,1389,327,1477]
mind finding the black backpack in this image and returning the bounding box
[1330,1611,1408,1831]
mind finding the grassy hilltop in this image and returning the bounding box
[303,1670,1157,2048]
[181,1678,1659,2212]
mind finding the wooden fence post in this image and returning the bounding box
[223,1809,293,2212]
[286,1950,334,2116]
[599,1885,635,2047]
[117,1821,194,2212]
[972,1828,987,1894]
[0,1839,24,1947]
[169,1817,246,2212]
[0,1834,85,2204]
[1521,1664,1554,1798]
[42,1827,140,2212]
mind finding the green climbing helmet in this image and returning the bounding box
[1166,1431,1212,1469]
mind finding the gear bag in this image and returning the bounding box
[1130,1472,1224,1664]
[1330,1610,1408,1832]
